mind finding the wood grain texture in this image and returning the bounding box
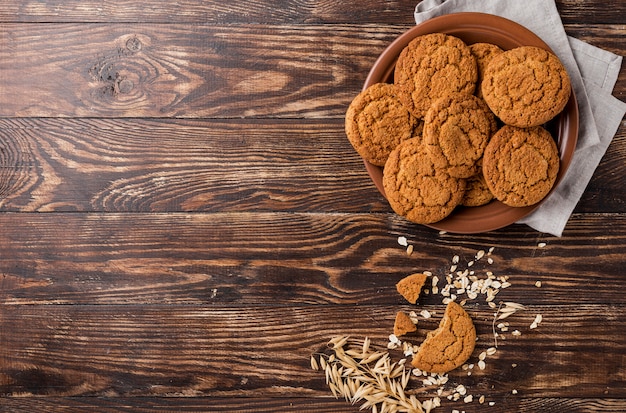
[0,213,624,306]
[0,24,389,118]
[0,1,624,412]
[0,119,622,214]
[0,305,626,411]
[0,118,385,213]
[1,1,624,25]
[2,397,626,413]
[1,304,626,398]
[0,1,419,24]
[0,24,623,118]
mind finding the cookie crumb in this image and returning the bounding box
[396,273,428,304]
[394,311,418,337]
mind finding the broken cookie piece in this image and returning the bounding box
[396,272,428,304]
[411,301,476,374]
[393,311,417,337]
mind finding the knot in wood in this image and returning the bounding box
[126,37,143,53]
[117,79,134,94]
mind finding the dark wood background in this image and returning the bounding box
[0,1,624,412]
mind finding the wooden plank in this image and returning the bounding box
[0,212,624,306]
[0,118,623,214]
[0,24,394,118]
[1,304,625,399]
[0,0,419,24]
[2,397,626,413]
[0,118,386,213]
[1,1,624,25]
[0,24,623,118]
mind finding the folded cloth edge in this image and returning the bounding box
[413,0,626,236]
[414,0,600,150]
[518,89,626,236]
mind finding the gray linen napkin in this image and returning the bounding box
[414,0,626,236]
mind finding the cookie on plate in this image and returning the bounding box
[462,173,494,207]
[394,33,477,118]
[481,46,571,127]
[383,138,466,224]
[345,83,423,166]
[411,301,476,374]
[482,125,560,207]
[469,42,503,99]
[423,93,497,179]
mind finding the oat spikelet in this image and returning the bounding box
[314,336,425,413]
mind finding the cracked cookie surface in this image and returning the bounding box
[394,311,417,337]
[469,42,503,99]
[423,93,497,179]
[482,125,560,207]
[411,301,476,374]
[481,46,571,127]
[394,33,477,118]
[462,173,494,207]
[345,83,423,166]
[396,272,428,304]
[383,138,466,224]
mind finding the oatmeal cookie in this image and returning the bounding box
[482,125,560,207]
[396,272,428,304]
[383,138,466,224]
[345,83,423,166]
[469,42,503,99]
[394,311,417,337]
[481,46,571,127]
[461,173,494,207]
[423,93,497,179]
[411,301,476,374]
[394,33,477,118]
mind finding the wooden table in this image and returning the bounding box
[0,1,624,412]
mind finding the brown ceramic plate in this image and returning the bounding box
[362,12,578,234]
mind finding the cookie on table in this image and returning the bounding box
[394,33,477,118]
[396,272,428,304]
[383,138,466,224]
[394,311,417,337]
[462,173,494,207]
[411,301,476,374]
[482,125,560,207]
[469,42,503,99]
[481,46,571,127]
[423,93,497,179]
[345,83,423,166]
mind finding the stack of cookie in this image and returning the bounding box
[345,33,571,225]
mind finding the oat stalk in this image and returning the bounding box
[312,336,425,413]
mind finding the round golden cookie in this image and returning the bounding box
[411,301,476,374]
[469,42,503,99]
[481,46,571,127]
[383,138,466,224]
[462,174,494,207]
[345,83,423,167]
[394,33,477,118]
[423,93,497,179]
[482,125,560,207]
